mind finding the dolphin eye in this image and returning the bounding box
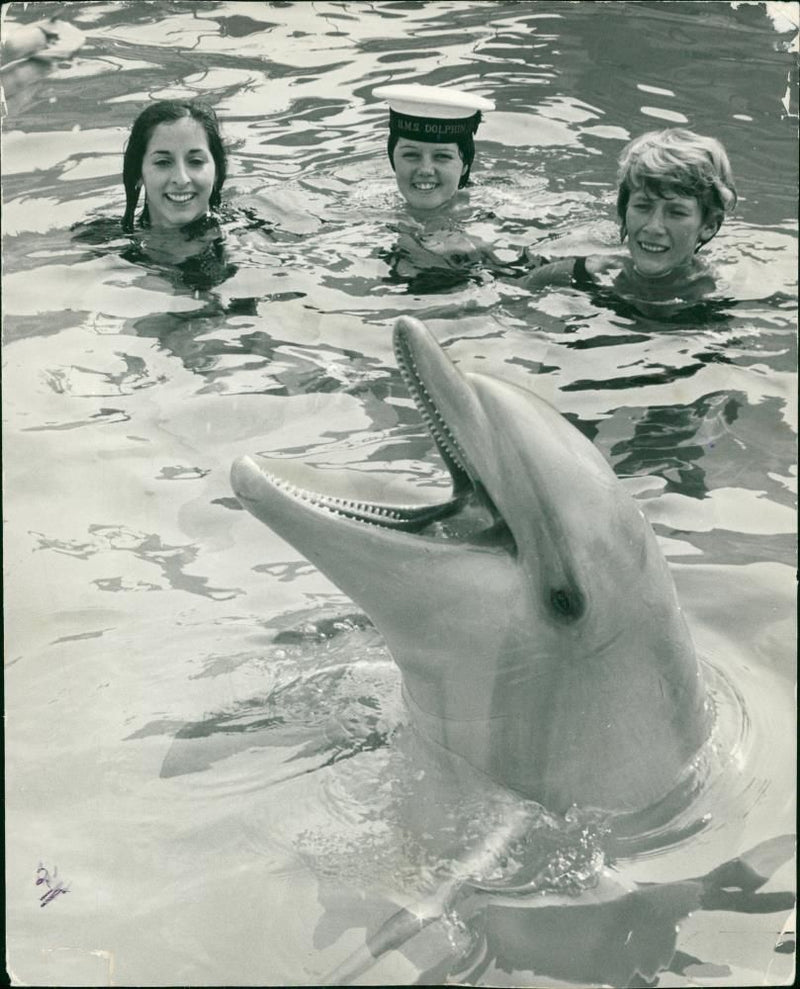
[549,587,584,620]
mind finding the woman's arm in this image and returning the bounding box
[518,253,621,291]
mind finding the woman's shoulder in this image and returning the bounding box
[612,257,720,303]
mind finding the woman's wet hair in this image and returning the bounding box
[616,128,737,246]
[122,100,227,232]
[387,126,478,190]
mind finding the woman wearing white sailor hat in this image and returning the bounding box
[373,83,495,212]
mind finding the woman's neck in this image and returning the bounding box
[630,257,696,283]
[618,256,715,302]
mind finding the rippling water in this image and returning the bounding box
[3,2,797,986]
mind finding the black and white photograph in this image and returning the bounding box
[2,1,797,985]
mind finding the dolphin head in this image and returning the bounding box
[232,316,710,814]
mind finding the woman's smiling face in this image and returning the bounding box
[140,117,216,228]
[392,138,466,210]
[625,187,718,277]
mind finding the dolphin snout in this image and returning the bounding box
[230,456,263,501]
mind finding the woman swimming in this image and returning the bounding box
[374,83,494,212]
[122,99,227,233]
[107,98,240,290]
[372,83,517,291]
[521,128,738,309]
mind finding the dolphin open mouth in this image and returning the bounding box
[233,320,508,545]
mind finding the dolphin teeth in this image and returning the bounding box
[394,340,469,477]
[253,444,463,533]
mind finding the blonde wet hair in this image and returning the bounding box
[616,128,737,246]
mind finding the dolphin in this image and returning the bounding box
[231,316,711,814]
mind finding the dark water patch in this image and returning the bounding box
[31,523,245,601]
[273,613,374,645]
[506,355,561,375]
[124,718,187,741]
[156,466,211,481]
[211,497,244,511]
[562,360,706,392]
[212,14,279,38]
[608,393,743,499]
[50,628,114,645]
[562,412,600,444]
[253,560,318,582]
[41,353,160,398]
[22,408,131,431]
[157,661,392,780]
[2,311,86,343]
[609,391,798,503]
[93,577,161,593]
[564,332,652,350]
[656,528,797,569]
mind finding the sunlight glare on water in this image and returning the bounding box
[3,1,796,986]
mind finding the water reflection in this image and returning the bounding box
[319,810,794,986]
[608,392,741,499]
[415,835,794,987]
[32,523,242,600]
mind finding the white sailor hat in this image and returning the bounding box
[374,83,494,142]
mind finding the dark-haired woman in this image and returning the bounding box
[371,84,520,292]
[109,98,242,292]
[374,84,493,213]
[122,99,227,233]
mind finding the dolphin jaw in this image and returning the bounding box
[232,318,513,549]
[232,452,515,556]
[233,453,469,533]
[393,320,476,490]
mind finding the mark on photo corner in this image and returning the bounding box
[36,863,70,907]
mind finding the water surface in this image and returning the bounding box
[3,1,796,986]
